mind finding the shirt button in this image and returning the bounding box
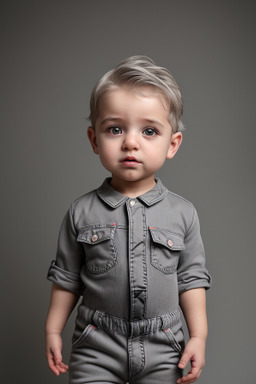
[130,200,136,207]
[167,239,173,247]
[91,234,98,242]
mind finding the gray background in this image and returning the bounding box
[1,0,255,383]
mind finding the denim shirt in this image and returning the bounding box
[48,178,211,321]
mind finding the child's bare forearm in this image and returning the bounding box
[45,284,79,375]
[179,288,208,340]
[177,288,208,383]
[46,283,79,335]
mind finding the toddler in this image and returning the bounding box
[45,55,211,384]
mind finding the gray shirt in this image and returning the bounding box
[48,178,211,321]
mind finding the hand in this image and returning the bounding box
[177,337,206,384]
[45,333,69,376]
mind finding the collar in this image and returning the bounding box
[96,178,168,208]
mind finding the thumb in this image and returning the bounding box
[51,346,63,365]
[178,350,190,369]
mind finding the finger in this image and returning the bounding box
[56,363,68,374]
[47,350,68,376]
[59,361,69,370]
[58,361,69,372]
[47,356,61,376]
[48,360,68,376]
[178,351,191,369]
[177,367,202,384]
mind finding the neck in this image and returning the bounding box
[110,176,156,197]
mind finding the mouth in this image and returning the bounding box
[120,156,141,168]
[121,156,141,164]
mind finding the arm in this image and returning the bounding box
[177,288,208,384]
[45,283,79,376]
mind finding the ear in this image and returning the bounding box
[87,126,99,154]
[166,132,183,159]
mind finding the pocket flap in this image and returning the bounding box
[77,224,116,245]
[149,227,185,250]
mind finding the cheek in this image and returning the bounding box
[98,143,116,164]
[153,156,167,169]
[147,145,168,164]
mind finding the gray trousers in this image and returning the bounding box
[69,306,184,384]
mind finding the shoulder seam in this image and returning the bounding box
[166,190,194,206]
[166,190,196,234]
[71,188,98,209]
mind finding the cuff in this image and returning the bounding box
[178,269,212,294]
[47,260,84,296]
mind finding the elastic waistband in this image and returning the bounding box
[79,306,181,337]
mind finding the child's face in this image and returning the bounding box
[88,86,182,195]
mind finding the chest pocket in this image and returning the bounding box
[149,227,185,274]
[77,224,117,274]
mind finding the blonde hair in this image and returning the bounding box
[89,55,184,133]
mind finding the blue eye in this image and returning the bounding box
[143,127,157,136]
[108,126,122,135]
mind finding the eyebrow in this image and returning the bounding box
[143,119,165,128]
[99,117,121,126]
[99,117,165,128]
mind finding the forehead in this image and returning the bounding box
[98,85,170,116]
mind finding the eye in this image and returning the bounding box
[108,126,122,135]
[143,127,158,136]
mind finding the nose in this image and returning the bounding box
[121,132,139,151]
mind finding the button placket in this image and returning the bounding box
[127,200,147,321]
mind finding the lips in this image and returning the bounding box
[120,156,142,168]
[121,156,141,163]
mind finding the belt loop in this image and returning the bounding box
[92,309,102,328]
[91,309,97,327]
[159,315,164,331]
[161,314,168,331]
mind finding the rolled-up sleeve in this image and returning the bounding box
[47,205,85,295]
[178,207,212,294]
